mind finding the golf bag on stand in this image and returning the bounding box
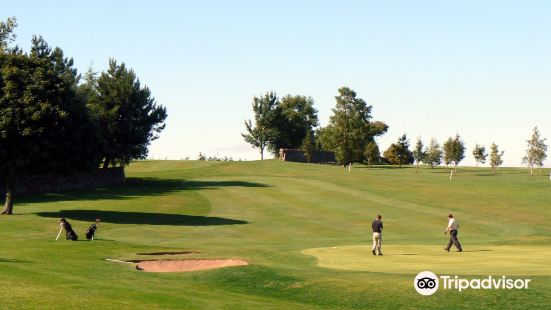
[85,223,98,240]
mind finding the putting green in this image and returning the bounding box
[302,245,551,276]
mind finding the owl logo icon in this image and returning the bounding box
[414,271,439,296]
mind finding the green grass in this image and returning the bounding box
[302,245,551,275]
[1,160,550,309]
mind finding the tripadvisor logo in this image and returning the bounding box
[414,271,531,296]
[414,271,439,296]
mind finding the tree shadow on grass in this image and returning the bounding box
[386,253,420,256]
[472,171,547,177]
[461,250,493,253]
[35,209,248,226]
[0,258,29,263]
[18,178,268,204]
[352,165,404,169]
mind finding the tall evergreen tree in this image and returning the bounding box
[383,134,414,167]
[412,137,426,172]
[522,127,548,175]
[90,59,167,168]
[78,65,99,106]
[318,87,388,164]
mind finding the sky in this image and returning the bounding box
[3,1,550,167]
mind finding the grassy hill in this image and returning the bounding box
[0,160,549,309]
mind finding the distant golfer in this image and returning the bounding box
[444,214,462,252]
[372,215,383,256]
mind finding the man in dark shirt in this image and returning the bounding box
[372,215,383,255]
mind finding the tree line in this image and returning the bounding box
[388,127,547,175]
[0,17,167,214]
[243,87,548,174]
[243,87,388,164]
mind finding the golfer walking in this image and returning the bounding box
[444,214,462,252]
[372,215,383,256]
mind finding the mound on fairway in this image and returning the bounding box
[135,259,248,272]
[302,245,551,276]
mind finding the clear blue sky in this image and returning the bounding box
[4,1,550,166]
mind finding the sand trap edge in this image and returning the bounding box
[134,259,249,272]
[136,251,198,256]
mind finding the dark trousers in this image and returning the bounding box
[446,230,462,251]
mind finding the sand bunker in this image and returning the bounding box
[135,259,248,272]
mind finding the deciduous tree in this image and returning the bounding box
[242,92,280,160]
[425,138,442,168]
[0,36,101,214]
[443,134,465,174]
[522,127,547,175]
[490,143,504,174]
[451,134,465,173]
[443,137,454,171]
[364,141,380,169]
[472,144,488,166]
[0,16,17,51]
[271,95,318,154]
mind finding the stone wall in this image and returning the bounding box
[279,149,336,164]
[0,168,125,195]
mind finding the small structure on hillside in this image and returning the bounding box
[279,149,336,164]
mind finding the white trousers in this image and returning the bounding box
[372,232,382,254]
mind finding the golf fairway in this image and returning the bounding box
[1,160,550,309]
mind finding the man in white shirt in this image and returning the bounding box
[444,214,462,252]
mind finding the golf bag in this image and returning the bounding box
[63,222,78,241]
[85,224,97,240]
